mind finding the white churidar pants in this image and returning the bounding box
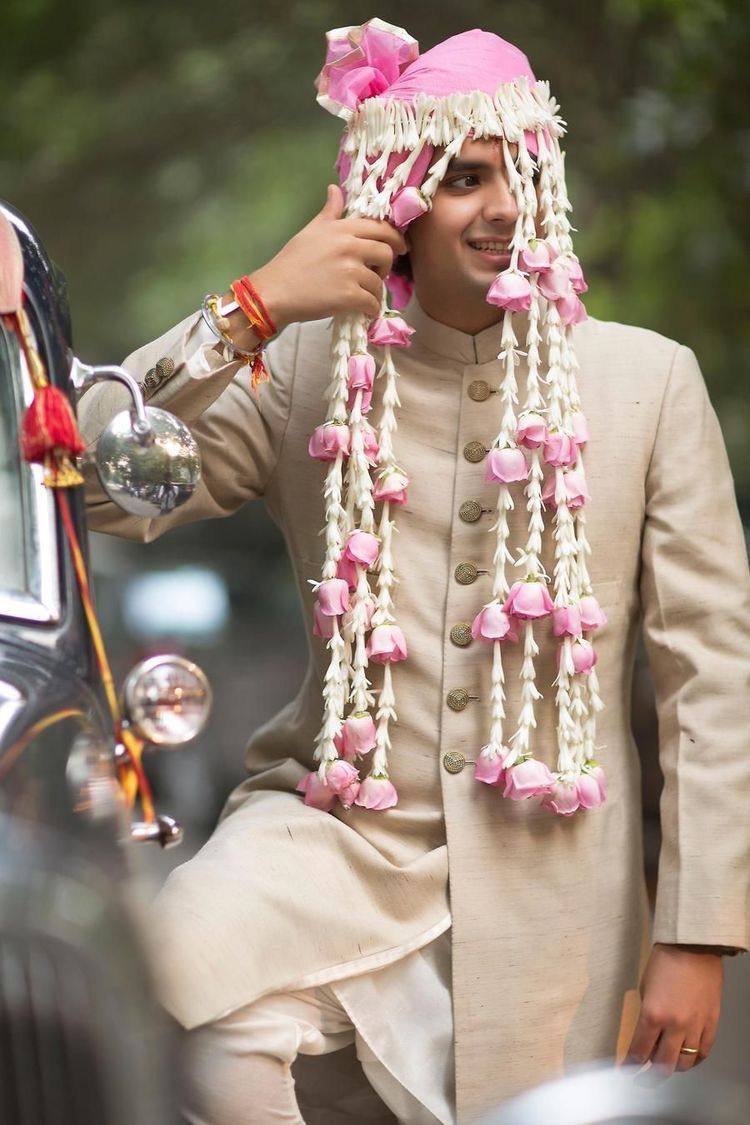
[181,929,455,1124]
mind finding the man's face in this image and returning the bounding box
[405,135,539,331]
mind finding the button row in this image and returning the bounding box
[449,385,494,778]
[140,356,176,399]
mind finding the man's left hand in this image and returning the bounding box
[622,943,723,1075]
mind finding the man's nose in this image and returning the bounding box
[483,174,519,223]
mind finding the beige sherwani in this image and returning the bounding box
[80,299,750,1122]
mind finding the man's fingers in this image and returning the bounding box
[675,1022,713,1071]
[320,183,345,221]
[623,1013,661,1069]
[699,1018,718,1059]
[356,237,397,279]
[651,1025,703,1077]
[356,264,384,306]
[346,216,407,256]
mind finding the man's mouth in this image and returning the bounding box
[468,240,512,256]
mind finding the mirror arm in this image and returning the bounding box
[69,359,151,438]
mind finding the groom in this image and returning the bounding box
[80,19,749,1123]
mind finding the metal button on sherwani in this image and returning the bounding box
[468,379,492,402]
[459,500,483,523]
[463,441,487,463]
[446,688,479,712]
[449,623,472,647]
[455,562,486,585]
[443,752,467,774]
[141,356,175,399]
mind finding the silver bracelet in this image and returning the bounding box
[200,293,264,360]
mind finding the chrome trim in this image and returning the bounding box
[0,321,61,624]
[69,358,149,433]
[0,681,25,744]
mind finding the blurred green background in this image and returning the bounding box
[2,0,749,854]
[3,0,749,502]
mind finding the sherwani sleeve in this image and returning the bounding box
[78,311,301,542]
[639,343,750,952]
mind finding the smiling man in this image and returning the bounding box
[404,139,541,333]
[81,18,750,1125]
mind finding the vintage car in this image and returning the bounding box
[0,200,209,1123]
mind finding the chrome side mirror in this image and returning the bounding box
[122,655,212,747]
[70,358,201,517]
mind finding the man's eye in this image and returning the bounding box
[447,174,479,188]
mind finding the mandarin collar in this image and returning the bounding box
[402,296,529,366]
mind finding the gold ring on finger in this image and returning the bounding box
[679,1046,699,1055]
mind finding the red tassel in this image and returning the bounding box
[249,351,271,395]
[21,384,86,487]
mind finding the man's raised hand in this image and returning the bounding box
[250,184,407,330]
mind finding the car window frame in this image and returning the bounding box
[0,310,62,625]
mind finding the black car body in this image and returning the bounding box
[0,201,200,1125]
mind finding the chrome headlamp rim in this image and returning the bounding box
[121,654,212,747]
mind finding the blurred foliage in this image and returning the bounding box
[2,0,749,504]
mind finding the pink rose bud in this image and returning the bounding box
[325,759,360,796]
[341,713,377,758]
[567,638,597,674]
[564,255,589,294]
[556,291,588,326]
[519,238,558,273]
[308,422,351,461]
[503,757,556,801]
[367,314,415,348]
[361,421,380,466]
[543,430,577,467]
[552,604,582,637]
[347,353,376,390]
[347,382,373,415]
[485,447,529,483]
[474,749,508,788]
[336,554,359,590]
[537,261,572,302]
[541,780,581,816]
[386,270,413,312]
[542,469,590,510]
[471,603,519,643]
[312,602,335,638]
[295,770,337,811]
[337,780,361,809]
[373,468,409,504]
[579,594,608,631]
[317,578,350,616]
[347,354,376,415]
[503,579,554,620]
[390,186,431,229]
[588,764,608,800]
[571,411,590,447]
[486,271,532,312]
[354,774,399,810]
[368,623,408,663]
[516,411,548,449]
[344,530,379,568]
[576,771,605,809]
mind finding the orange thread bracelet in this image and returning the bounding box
[229,275,278,392]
